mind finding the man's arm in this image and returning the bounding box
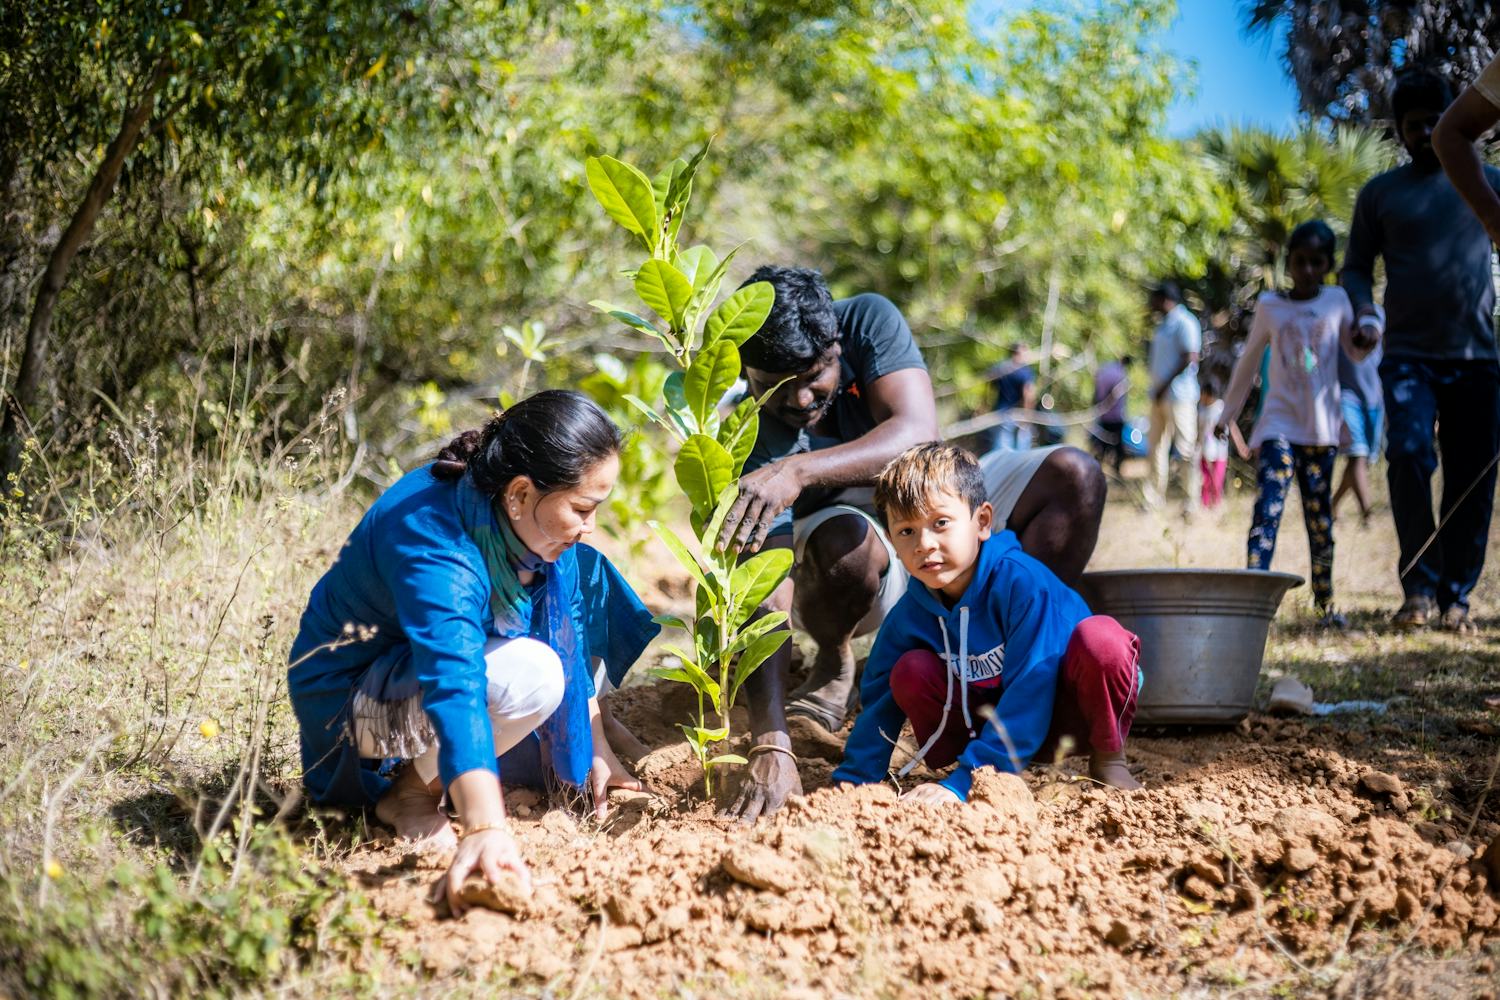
[1341,184,1380,316]
[1434,86,1500,246]
[721,367,938,552]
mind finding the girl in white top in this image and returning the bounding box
[1217,220,1382,626]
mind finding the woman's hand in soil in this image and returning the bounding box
[900,783,962,806]
[438,826,532,917]
[724,749,802,823]
[588,745,643,820]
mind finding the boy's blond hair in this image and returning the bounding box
[873,442,987,523]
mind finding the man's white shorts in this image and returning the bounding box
[787,445,1061,637]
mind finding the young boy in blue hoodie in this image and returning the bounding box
[832,443,1142,804]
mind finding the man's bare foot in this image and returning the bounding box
[1089,751,1143,790]
[601,700,652,763]
[786,640,857,730]
[375,765,457,849]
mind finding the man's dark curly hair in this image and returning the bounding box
[1391,68,1453,131]
[738,265,840,373]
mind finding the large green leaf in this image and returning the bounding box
[703,482,739,553]
[717,397,759,477]
[586,156,658,251]
[635,259,694,329]
[683,338,740,431]
[725,611,790,656]
[663,137,711,238]
[731,548,795,620]
[650,520,712,594]
[660,646,720,703]
[707,753,748,766]
[731,629,791,700]
[588,299,660,338]
[685,241,745,336]
[676,245,719,288]
[674,434,733,517]
[704,281,775,350]
[664,370,688,412]
[652,613,690,632]
[651,157,690,246]
[622,394,684,443]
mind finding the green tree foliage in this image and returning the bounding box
[1196,124,1393,305]
[1,0,1240,495]
[1244,1,1500,125]
[0,0,436,476]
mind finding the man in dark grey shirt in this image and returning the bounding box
[1342,70,1500,631]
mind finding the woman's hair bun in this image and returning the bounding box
[431,427,487,481]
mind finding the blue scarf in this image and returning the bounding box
[456,473,594,791]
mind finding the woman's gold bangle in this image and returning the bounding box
[460,822,507,839]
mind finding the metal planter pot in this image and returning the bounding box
[1075,568,1303,725]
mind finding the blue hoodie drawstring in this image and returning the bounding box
[897,614,956,778]
[958,605,973,736]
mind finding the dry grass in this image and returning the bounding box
[1,442,1497,996]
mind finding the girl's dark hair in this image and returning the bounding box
[431,389,621,495]
[1288,219,1337,262]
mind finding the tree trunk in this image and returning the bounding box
[1,61,171,481]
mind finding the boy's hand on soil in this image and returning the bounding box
[437,827,531,917]
[722,751,802,823]
[588,750,643,820]
[901,783,962,806]
[718,462,802,554]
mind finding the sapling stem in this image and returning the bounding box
[587,144,789,799]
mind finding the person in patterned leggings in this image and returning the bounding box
[1217,221,1382,627]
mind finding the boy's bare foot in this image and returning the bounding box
[1089,751,1143,790]
[375,765,457,850]
[786,641,858,731]
[601,700,652,763]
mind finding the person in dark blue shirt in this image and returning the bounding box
[1342,70,1500,632]
[986,344,1038,452]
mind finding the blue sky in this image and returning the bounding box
[978,1,1303,135]
[1163,0,1301,135]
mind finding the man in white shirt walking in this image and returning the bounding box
[1144,280,1202,508]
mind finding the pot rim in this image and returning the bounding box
[1080,568,1304,586]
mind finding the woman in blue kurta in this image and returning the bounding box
[288,390,658,912]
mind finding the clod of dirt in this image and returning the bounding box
[723,842,803,893]
[1361,770,1405,797]
[968,767,1037,826]
[1273,805,1343,845]
[456,872,532,915]
[736,890,836,932]
[1282,845,1319,873]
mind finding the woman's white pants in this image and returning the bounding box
[354,636,565,785]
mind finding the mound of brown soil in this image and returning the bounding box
[348,684,1500,997]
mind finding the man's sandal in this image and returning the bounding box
[1393,594,1436,629]
[1441,605,1479,635]
[785,686,859,759]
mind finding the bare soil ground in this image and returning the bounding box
[345,475,1500,998]
[5,463,1500,998]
